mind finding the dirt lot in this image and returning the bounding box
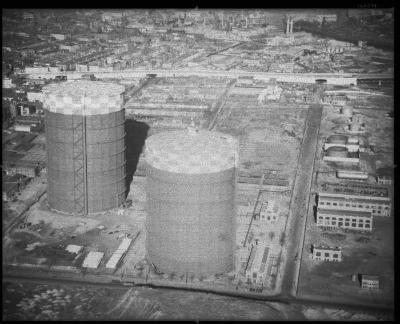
[2,281,302,320]
[298,100,394,307]
[3,280,392,321]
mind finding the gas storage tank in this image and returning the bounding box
[145,129,238,277]
[327,146,349,158]
[327,134,347,145]
[42,80,126,215]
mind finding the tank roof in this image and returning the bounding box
[42,80,125,115]
[145,129,238,174]
[327,146,348,151]
[327,134,348,144]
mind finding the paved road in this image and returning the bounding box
[279,104,323,298]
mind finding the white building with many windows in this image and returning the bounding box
[361,275,379,290]
[318,193,391,217]
[318,182,391,217]
[316,208,373,231]
[312,245,342,262]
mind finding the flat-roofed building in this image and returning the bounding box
[318,194,390,217]
[312,245,342,262]
[4,161,40,178]
[321,181,389,198]
[375,167,393,186]
[377,175,392,185]
[316,208,372,231]
[82,251,104,269]
[258,201,278,222]
[361,275,379,290]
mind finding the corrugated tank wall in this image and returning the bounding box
[43,80,126,215]
[145,129,238,277]
[45,110,126,214]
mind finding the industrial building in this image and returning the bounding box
[361,275,380,290]
[4,161,40,178]
[144,129,238,277]
[317,194,390,217]
[82,251,104,269]
[318,182,391,217]
[316,208,372,231]
[376,175,392,186]
[42,80,126,215]
[105,238,132,272]
[312,245,342,262]
[245,243,270,285]
[376,167,393,185]
[2,173,30,201]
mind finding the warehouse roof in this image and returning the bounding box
[82,251,104,269]
[320,182,388,198]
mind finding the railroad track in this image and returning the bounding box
[3,272,393,316]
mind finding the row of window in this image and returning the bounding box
[317,220,371,229]
[362,282,379,287]
[318,221,371,228]
[362,283,379,289]
[315,252,340,258]
[319,200,388,210]
[318,216,370,223]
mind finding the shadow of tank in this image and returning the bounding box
[124,119,149,198]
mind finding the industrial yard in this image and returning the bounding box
[297,82,394,306]
[2,8,394,321]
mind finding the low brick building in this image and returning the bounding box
[312,245,342,262]
[361,275,379,290]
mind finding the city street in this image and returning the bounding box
[279,104,322,298]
